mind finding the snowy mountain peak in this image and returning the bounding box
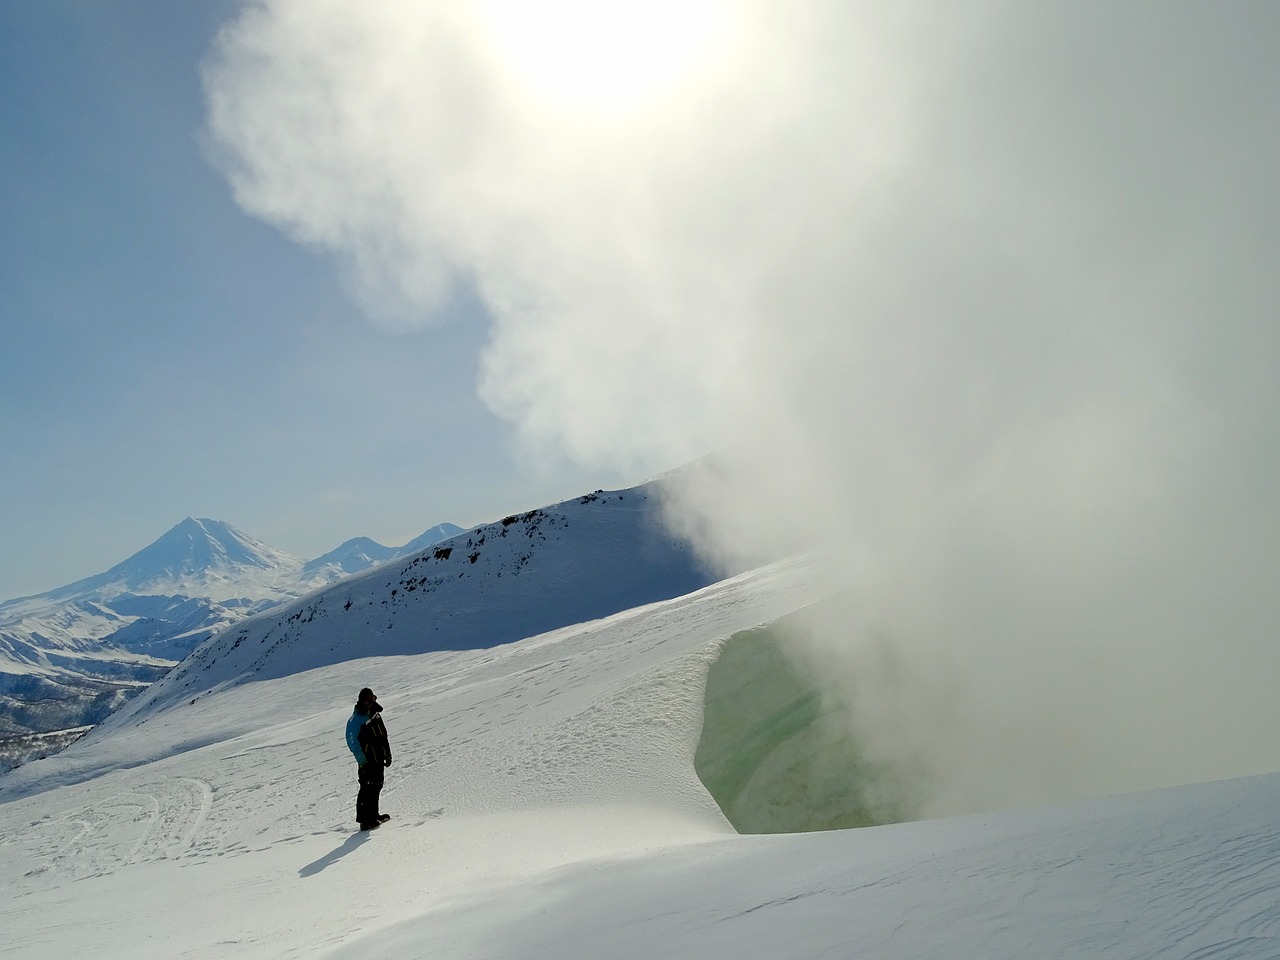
[301,524,466,576]
[140,517,294,574]
[396,523,466,555]
[7,517,310,610]
[301,537,397,576]
[90,517,302,593]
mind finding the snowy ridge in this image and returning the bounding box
[114,482,721,722]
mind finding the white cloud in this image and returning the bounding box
[204,0,1280,813]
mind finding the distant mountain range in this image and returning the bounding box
[0,517,463,770]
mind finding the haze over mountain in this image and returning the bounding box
[0,515,463,770]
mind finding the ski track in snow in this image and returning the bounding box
[9,775,212,885]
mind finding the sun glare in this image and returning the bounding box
[476,0,726,112]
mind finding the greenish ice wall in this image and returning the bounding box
[694,616,918,834]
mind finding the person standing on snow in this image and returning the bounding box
[345,687,392,830]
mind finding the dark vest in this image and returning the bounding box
[357,706,392,765]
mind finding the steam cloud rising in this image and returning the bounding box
[204,0,1280,815]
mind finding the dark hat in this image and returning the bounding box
[358,687,375,701]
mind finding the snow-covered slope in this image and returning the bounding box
[1,552,1276,959]
[103,483,722,727]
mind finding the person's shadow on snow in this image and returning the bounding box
[299,831,370,877]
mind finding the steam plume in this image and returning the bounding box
[204,0,1280,814]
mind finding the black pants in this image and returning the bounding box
[357,763,384,825]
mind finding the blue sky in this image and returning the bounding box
[0,2,634,600]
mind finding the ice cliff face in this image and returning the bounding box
[695,609,920,833]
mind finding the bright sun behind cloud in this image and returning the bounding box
[475,0,728,112]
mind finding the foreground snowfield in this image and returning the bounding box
[2,556,1278,958]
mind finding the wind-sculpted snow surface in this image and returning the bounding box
[1,556,1279,958]
[337,773,1280,960]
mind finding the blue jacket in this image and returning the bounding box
[346,702,392,767]
[346,710,370,765]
